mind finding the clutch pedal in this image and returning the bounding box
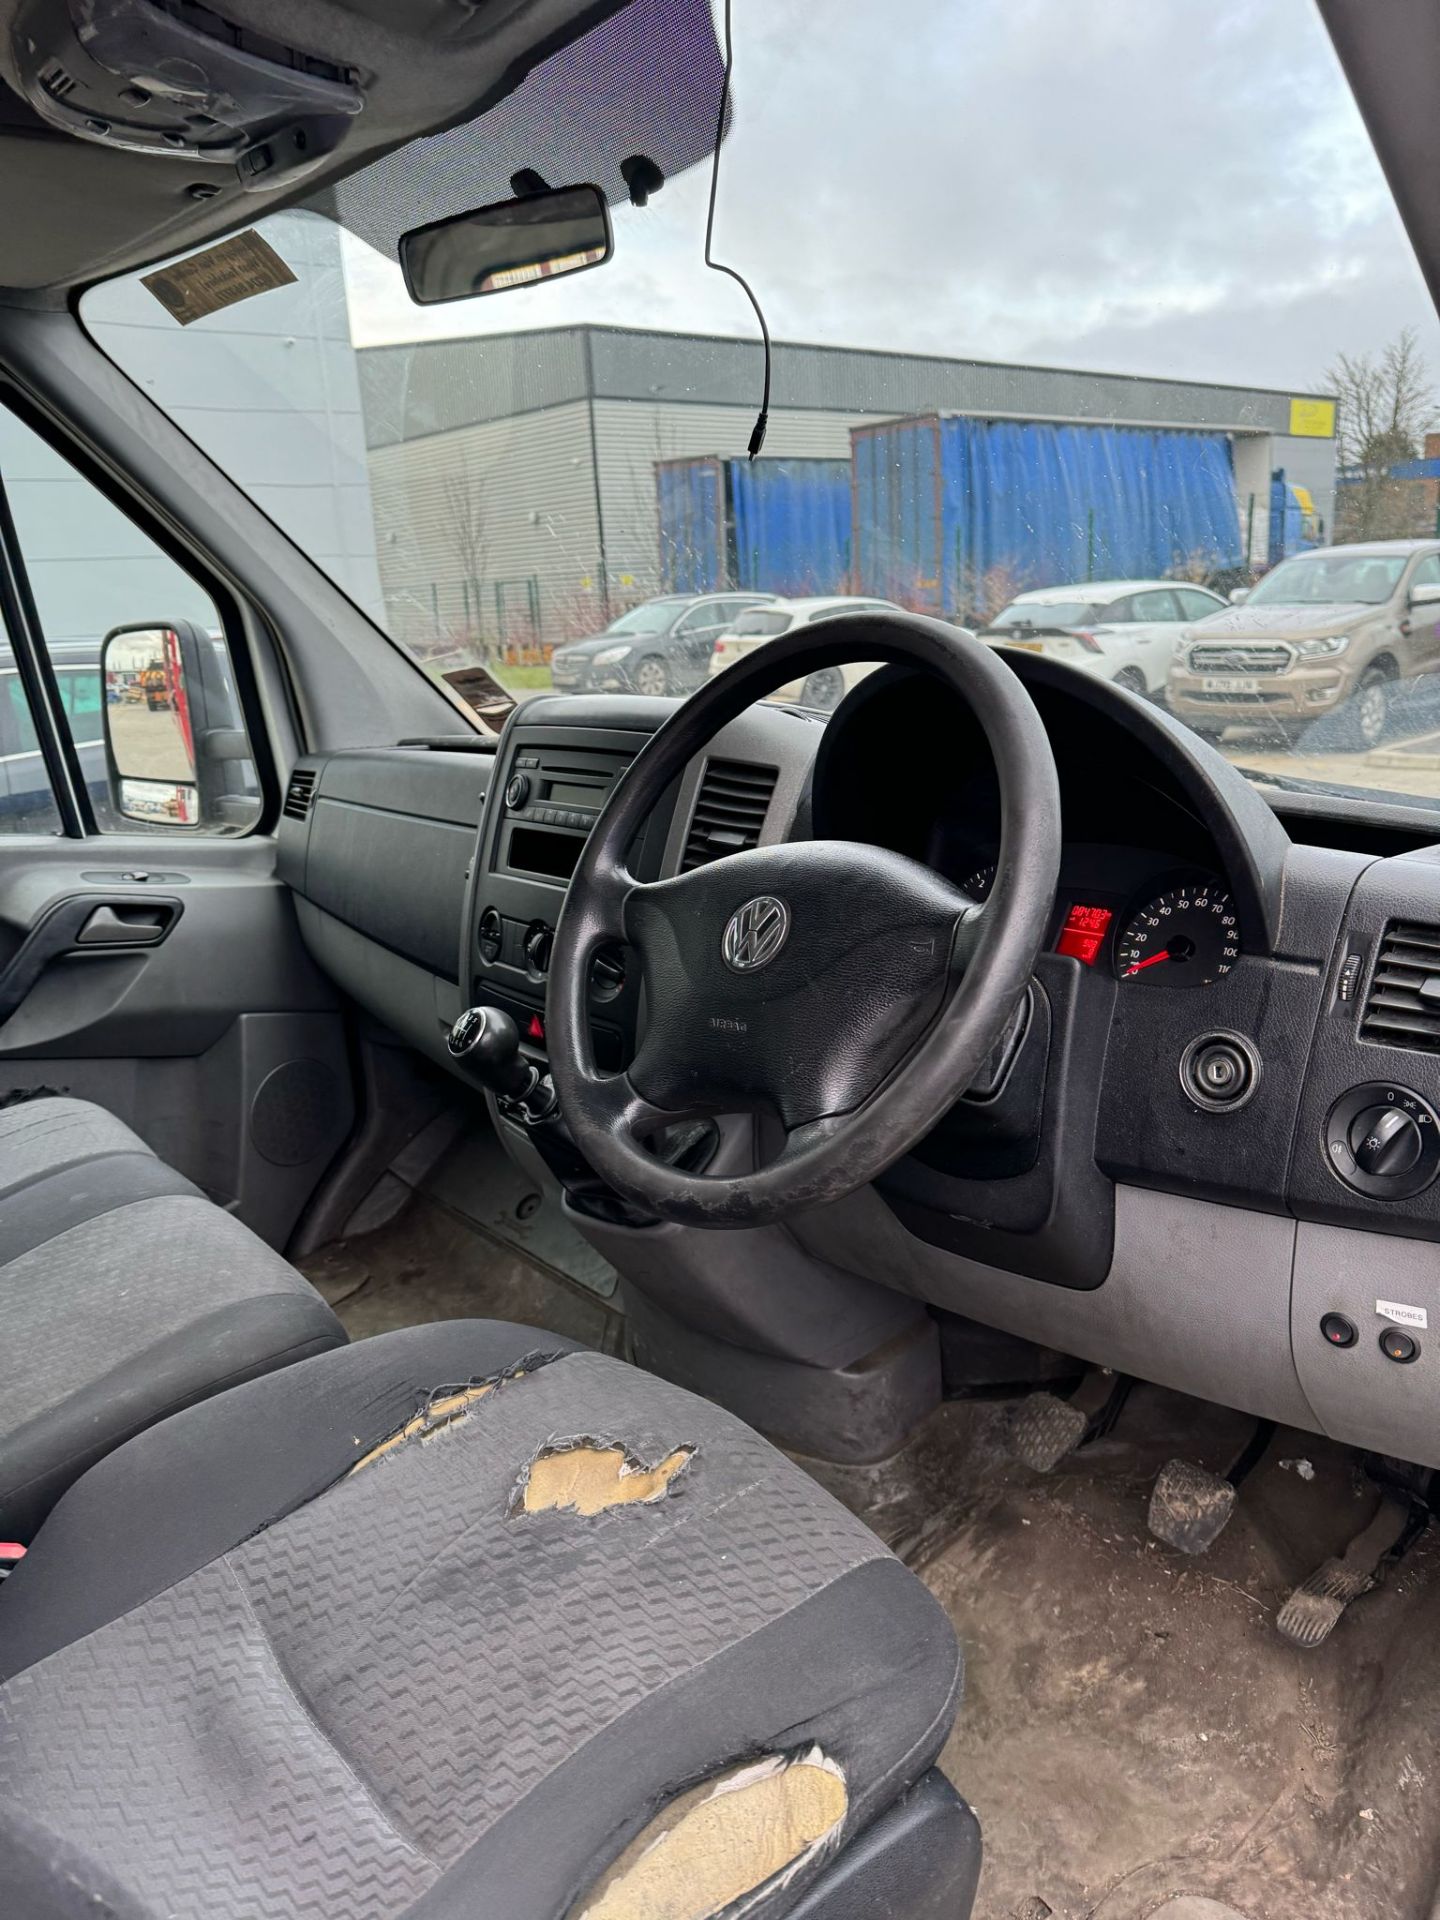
[1005,1370,1129,1473]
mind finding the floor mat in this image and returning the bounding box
[299,1189,621,1350]
[425,1128,619,1301]
[924,1384,1440,1920]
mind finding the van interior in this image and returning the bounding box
[4,2,1440,1917]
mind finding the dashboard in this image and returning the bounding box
[277,653,1440,1476]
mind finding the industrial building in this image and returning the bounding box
[358,324,1339,654]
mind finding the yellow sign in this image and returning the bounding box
[1289,397,1336,439]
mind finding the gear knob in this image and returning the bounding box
[445,1005,534,1099]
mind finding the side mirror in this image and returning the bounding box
[1228,587,1251,605]
[1411,583,1440,608]
[400,184,612,306]
[100,620,253,829]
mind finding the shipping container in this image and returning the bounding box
[851,414,1243,616]
[657,456,851,596]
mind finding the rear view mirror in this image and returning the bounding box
[400,184,612,306]
[1228,587,1251,605]
[1411,583,1440,608]
[101,624,200,827]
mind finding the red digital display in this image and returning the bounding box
[1055,902,1113,966]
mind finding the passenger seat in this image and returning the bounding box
[0,1096,345,1541]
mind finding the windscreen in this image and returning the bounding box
[80,0,1440,807]
[1246,554,1407,607]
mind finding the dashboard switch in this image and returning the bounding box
[1350,1105,1423,1179]
[505,773,531,811]
[477,907,503,965]
[1324,1083,1440,1200]
[1380,1326,1420,1365]
[523,921,554,978]
[1320,1312,1357,1349]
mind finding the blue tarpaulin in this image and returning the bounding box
[657,457,727,594]
[657,457,850,595]
[853,414,1242,615]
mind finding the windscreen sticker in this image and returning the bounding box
[141,231,297,326]
[1376,1299,1427,1330]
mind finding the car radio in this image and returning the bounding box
[498,744,630,883]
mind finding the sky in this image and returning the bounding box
[337,0,1440,400]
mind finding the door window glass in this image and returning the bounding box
[0,670,61,835]
[1177,588,1222,619]
[1129,589,1182,621]
[0,408,261,833]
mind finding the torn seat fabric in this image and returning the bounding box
[0,1320,965,1920]
[0,1096,346,1542]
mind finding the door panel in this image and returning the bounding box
[0,835,352,1248]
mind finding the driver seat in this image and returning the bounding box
[0,1320,979,1920]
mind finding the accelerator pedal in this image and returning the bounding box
[1005,1370,1129,1474]
[1277,1495,1415,1649]
[1148,1419,1276,1556]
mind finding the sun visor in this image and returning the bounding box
[315,0,725,261]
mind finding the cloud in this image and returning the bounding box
[339,0,1440,397]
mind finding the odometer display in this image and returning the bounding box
[1116,877,1239,987]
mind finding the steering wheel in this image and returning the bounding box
[548,612,1061,1228]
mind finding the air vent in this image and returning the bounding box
[681,759,778,870]
[1360,922,1440,1051]
[282,767,318,822]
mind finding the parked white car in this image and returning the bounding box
[708,594,903,708]
[979,579,1226,697]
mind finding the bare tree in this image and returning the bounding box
[439,455,492,660]
[956,560,1031,626]
[1327,329,1438,540]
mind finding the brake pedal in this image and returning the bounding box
[1148,1419,1276,1556]
[1148,1458,1237,1556]
[1277,1494,1418,1649]
[1005,1370,1128,1474]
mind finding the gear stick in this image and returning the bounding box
[444,1003,658,1227]
[445,1006,555,1122]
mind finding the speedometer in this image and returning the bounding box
[1115,875,1239,987]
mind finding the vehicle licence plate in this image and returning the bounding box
[1200,675,1260,693]
[1002,638,1045,653]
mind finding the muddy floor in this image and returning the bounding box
[924,1388,1440,1920]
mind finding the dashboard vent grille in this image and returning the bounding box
[1360,921,1440,1051]
[282,767,318,822]
[681,759,778,870]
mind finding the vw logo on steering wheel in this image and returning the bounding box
[722,896,791,972]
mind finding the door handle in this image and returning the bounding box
[0,893,183,1028]
[75,904,174,946]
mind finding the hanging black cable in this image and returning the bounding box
[704,0,770,459]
